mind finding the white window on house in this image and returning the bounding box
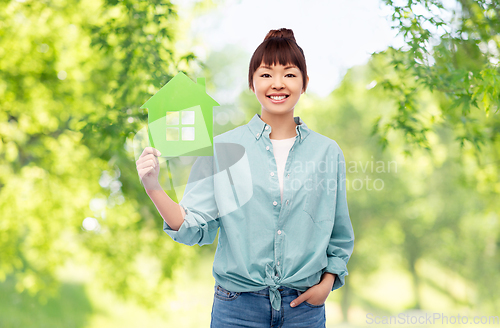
[166,110,195,141]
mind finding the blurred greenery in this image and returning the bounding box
[0,274,93,328]
[1,0,499,327]
[376,0,500,156]
[0,0,211,312]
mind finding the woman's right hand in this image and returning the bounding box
[136,147,162,190]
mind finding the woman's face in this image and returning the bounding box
[251,62,307,116]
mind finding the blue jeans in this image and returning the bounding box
[210,284,326,328]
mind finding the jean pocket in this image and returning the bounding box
[214,285,241,301]
[297,290,325,307]
[304,300,325,308]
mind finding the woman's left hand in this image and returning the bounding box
[290,273,336,307]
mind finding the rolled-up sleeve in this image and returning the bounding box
[163,156,220,246]
[323,144,355,291]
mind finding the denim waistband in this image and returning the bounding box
[246,286,299,297]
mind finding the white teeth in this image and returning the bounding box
[269,95,287,100]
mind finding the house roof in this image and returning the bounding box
[140,72,219,123]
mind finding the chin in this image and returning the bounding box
[263,108,294,115]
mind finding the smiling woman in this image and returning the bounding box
[142,27,354,328]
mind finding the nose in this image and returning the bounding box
[272,76,284,89]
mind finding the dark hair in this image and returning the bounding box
[248,28,308,92]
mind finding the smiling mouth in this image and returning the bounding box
[267,95,289,100]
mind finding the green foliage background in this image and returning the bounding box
[0,0,206,311]
[0,0,499,327]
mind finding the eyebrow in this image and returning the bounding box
[258,65,298,70]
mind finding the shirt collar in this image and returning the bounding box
[246,113,310,143]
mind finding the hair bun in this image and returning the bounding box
[263,28,296,42]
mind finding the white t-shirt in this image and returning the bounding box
[270,136,296,203]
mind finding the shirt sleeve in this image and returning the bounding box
[163,155,220,247]
[323,144,355,291]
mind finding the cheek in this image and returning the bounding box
[257,89,267,98]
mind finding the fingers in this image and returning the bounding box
[140,147,161,158]
[137,159,157,171]
[291,288,327,307]
[138,166,154,177]
[136,147,161,167]
[290,289,313,307]
[290,294,304,307]
[136,148,161,184]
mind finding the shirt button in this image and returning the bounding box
[277,261,280,265]
[273,201,277,206]
[266,146,270,151]
[291,148,294,151]
[287,173,290,178]
[270,172,274,176]
[286,200,289,205]
[265,126,269,130]
[256,133,260,137]
[277,230,282,235]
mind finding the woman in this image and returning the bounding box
[136,28,354,328]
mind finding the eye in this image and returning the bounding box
[286,74,296,77]
[261,74,271,78]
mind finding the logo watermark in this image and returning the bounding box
[366,312,499,325]
[265,155,397,193]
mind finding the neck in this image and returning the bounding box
[260,110,298,140]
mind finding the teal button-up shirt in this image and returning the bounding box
[164,113,354,311]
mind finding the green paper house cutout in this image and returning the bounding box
[140,72,219,157]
